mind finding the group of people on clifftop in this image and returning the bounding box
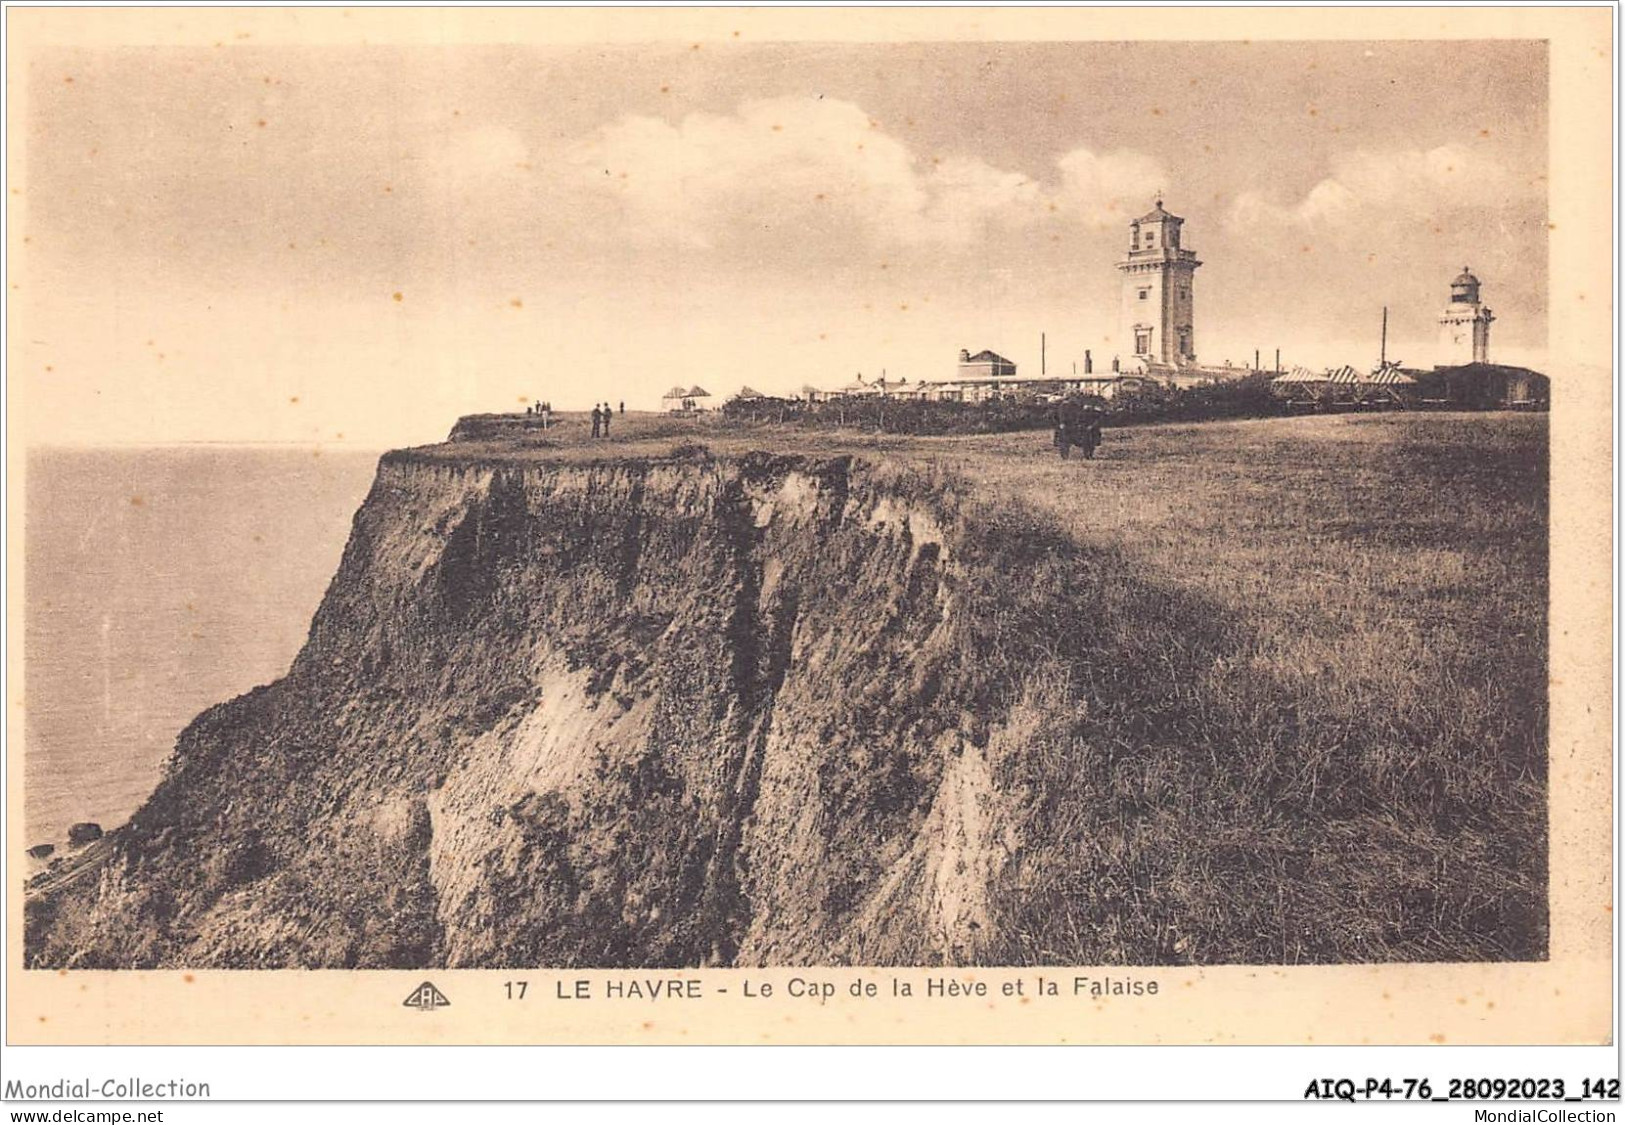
[1053,406,1105,461]
[522,400,626,438]
[590,402,623,438]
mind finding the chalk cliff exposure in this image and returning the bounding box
[26,437,1547,968]
[30,450,1071,967]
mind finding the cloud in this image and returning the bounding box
[916,155,1045,244]
[562,96,1164,251]
[568,97,926,249]
[1054,147,1171,227]
[1228,143,1529,230]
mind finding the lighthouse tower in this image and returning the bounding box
[1117,199,1202,367]
[1437,266,1494,367]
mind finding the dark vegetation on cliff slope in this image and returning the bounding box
[26,412,1547,967]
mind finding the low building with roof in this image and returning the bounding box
[957,349,1018,380]
[831,374,882,398]
[826,373,924,399]
[661,385,714,413]
[880,376,928,400]
[1411,363,1548,410]
[1271,362,1418,406]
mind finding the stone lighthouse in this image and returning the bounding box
[1437,266,1494,367]
[1117,199,1202,367]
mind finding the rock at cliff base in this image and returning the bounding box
[67,823,103,846]
[27,843,54,860]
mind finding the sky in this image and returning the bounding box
[16,39,1548,447]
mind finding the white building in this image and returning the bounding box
[1437,267,1494,367]
[1117,199,1202,368]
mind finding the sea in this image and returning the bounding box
[22,447,383,850]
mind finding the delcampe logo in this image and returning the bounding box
[403,981,450,1012]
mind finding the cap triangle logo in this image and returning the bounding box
[403,981,450,1011]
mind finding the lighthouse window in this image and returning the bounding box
[1138,288,1150,300]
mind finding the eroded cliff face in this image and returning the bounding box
[25,427,1555,968]
[27,450,1077,968]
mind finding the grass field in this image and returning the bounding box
[429,409,1548,962]
[954,414,1549,962]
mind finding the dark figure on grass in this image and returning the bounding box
[1053,421,1071,461]
[1082,413,1103,459]
[591,404,603,438]
[601,404,612,438]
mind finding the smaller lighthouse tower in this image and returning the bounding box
[1437,266,1494,367]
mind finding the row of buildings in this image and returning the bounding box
[792,352,1173,405]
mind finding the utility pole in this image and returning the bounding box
[1275,348,1281,374]
[1041,332,1047,376]
[1380,306,1389,366]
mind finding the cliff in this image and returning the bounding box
[28,448,1083,967]
[26,419,1548,968]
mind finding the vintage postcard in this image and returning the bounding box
[4,6,1613,1051]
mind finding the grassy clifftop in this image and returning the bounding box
[27,413,1547,966]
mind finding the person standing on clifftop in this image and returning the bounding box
[591,404,602,439]
[601,403,612,438]
[619,400,625,415]
[1083,412,1103,460]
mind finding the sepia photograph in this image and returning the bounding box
[3,5,1612,1062]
